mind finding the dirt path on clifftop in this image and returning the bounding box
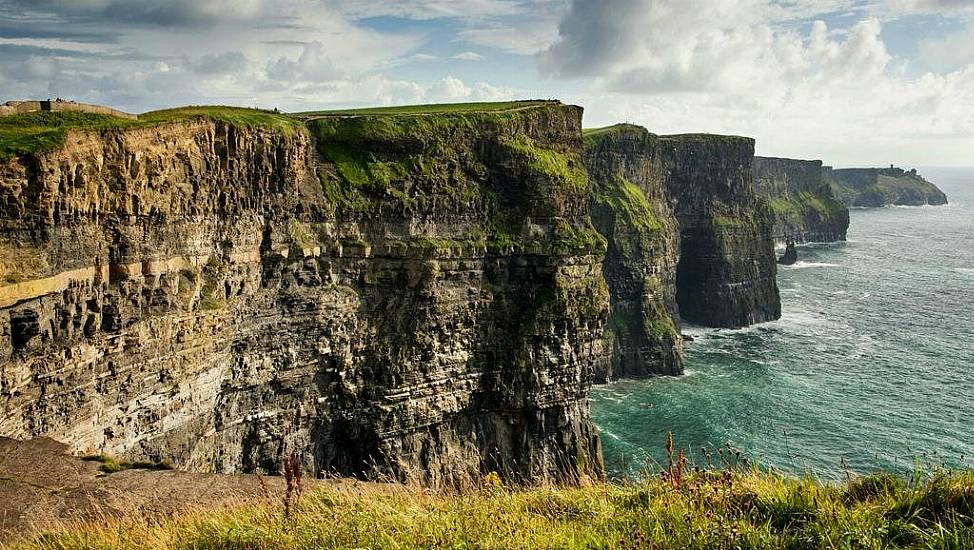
[0,437,336,543]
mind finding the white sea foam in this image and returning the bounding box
[952,268,974,276]
[784,261,840,269]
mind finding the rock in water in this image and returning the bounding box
[778,242,798,265]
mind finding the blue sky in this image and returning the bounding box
[0,0,971,166]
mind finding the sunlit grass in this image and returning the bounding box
[9,466,974,549]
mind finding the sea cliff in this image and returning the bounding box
[0,103,784,486]
[753,156,849,243]
[584,125,781,381]
[0,103,607,487]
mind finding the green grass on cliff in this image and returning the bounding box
[0,111,140,159]
[769,191,846,224]
[138,106,305,136]
[12,467,974,549]
[582,123,648,144]
[0,107,303,159]
[294,100,554,117]
[592,175,664,233]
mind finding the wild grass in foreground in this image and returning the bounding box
[10,463,974,549]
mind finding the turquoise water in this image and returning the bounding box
[591,167,974,480]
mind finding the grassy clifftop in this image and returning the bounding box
[0,106,304,159]
[295,100,555,117]
[10,467,974,549]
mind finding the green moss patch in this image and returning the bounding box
[501,134,588,191]
[592,175,663,233]
[82,454,172,474]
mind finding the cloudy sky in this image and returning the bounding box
[1,0,971,166]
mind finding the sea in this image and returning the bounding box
[591,167,974,480]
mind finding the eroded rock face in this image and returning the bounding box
[582,126,781,380]
[661,135,781,329]
[753,157,849,243]
[0,105,608,487]
[583,126,682,381]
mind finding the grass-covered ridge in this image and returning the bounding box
[12,466,974,549]
[0,106,304,159]
[294,100,555,117]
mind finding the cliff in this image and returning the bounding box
[660,134,781,329]
[826,166,948,207]
[583,125,682,381]
[0,103,608,487]
[752,156,849,243]
[582,125,781,382]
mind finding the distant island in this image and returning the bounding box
[825,165,948,207]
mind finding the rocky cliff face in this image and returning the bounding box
[0,103,608,487]
[661,135,781,329]
[582,126,781,381]
[826,166,948,207]
[583,125,682,381]
[753,157,849,243]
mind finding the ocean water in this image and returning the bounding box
[591,167,974,480]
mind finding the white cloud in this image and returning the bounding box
[543,0,974,166]
[452,51,485,61]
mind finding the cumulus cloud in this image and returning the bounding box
[543,0,973,165]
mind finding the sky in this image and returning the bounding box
[0,0,972,166]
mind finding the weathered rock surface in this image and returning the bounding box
[662,135,781,329]
[582,125,781,381]
[825,166,948,207]
[753,157,849,243]
[583,125,682,381]
[0,104,608,487]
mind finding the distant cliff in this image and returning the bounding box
[584,125,781,380]
[753,157,849,243]
[826,166,948,207]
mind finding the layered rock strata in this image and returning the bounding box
[0,103,608,487]
[752,156,849,243]
[826,166,948,207]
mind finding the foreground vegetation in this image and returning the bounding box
[10,462,974,549]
